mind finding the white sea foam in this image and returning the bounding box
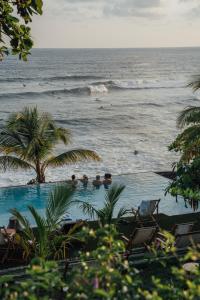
[88,84,108,94]
[112,78,185,90]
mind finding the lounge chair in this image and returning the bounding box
[123,226,158,251]
[155,230,200,253]
[172,222,194,236]
[175,231,200,250]
[131,199,160,225]
[0,227,16,263]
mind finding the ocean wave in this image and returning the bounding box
[0,84,110,99]
[0,74,103,83]
[55,114,136,127]
[139,103,164,107]
[0,79,183,100]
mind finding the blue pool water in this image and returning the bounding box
[0,172,198,226]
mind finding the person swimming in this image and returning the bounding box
[103,173,112,187]
[80,174,89,186]
[69,174,78,187]
[92,175,102,187]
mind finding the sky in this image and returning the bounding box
[31,0,200,48]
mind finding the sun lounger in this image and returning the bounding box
[131,199,160,225]
[172,222,194,236]
[175,231,200,249]
[0,227,16,263]
[123,226,158,251]
[155,230,200,254]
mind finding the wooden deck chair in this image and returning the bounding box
[131,199,160,225]
[124,226,158,251]
[175,231,200,250]
[0,227,16,263]
[172,222,194,236]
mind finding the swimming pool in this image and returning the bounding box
[0,172,198,226]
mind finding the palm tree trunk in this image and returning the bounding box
[35,160,45,183]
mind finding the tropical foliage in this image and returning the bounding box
[168,77,200,203]
[0,0,43,60]
[66,225,141,300]
[10,184,82,260]
[0,107,100,183]
[1,226,200,300]
[80,184,128,227]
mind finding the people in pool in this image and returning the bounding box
[103,173,112,187]
[92,175,102,187]
[69,174,78,187]
[80,174,89,186]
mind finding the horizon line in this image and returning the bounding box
[32,46,200,50]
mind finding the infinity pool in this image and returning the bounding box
[0,172,198,226]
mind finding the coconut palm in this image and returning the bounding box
[169,77,200,163]
[80,184,128,227]
[11,184,82,260]
[0,107,100,183]
[167,77,200,202]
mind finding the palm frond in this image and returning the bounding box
[28,205,47,232]
[45,149,101,168]
[10,208,35,242]
[116,207,128,220]
[0,156,34,171]
[177,106,200,128]
[80,201,98,220]
[46,185,75,229]
[54,127,72,145]
[188,77,200,92]
[100,184,125,225]
[0,128,26,153]
[169,124,200,163]
[28,205,49,258]
[105,184,125,207]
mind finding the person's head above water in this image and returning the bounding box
[72,174,76,180]
[104,173,112,179]
[96,175,100,180]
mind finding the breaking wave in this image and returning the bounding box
[0,79,184,100]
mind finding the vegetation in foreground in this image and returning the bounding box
[0,107,100,183]
[1,225,200,300]
[9,185,82,261]
[167,77,200,206]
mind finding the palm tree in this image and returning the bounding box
[169,77,200,162]
[11,184,82,260]
[0,107,100,183]
[177,76,200,129]
[80,184,128,227]
[167,77,200,203]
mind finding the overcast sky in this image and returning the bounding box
[31,0,200,48]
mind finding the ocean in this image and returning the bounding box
[0,47,200,187]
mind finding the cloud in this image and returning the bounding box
[177,0,200,18]
[43,0,200,23]
[103,0,162,18]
